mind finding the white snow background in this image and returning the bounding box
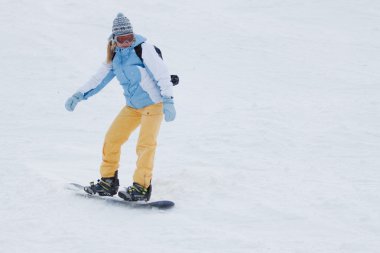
[0,0,379,252]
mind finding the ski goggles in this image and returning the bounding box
[115,34,134,44]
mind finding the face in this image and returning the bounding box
[115,34,134,48]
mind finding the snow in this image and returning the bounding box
[1,0,380,252]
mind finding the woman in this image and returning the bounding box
[65,13,176,201]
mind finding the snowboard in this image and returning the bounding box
[66,183,175,210]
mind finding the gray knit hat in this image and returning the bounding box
[112,13,133,36]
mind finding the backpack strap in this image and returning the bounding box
[134,43,143,62]
[134,43,179,86]
[134,42,163,63]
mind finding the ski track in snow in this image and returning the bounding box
[1,0,380,252]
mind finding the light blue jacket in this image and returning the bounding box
[77,34,173,109]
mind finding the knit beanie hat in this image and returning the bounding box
[112,13,133,36]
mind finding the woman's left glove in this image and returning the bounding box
[162,96,176,122]
[65,92,84,112]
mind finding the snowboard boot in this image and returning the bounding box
[118,182,152,202]
[84,171,119,197]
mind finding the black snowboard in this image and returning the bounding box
[66,183,175,210]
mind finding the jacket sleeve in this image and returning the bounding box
[141,43,173,98]
[76,62,115,100]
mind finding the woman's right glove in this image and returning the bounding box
[162,96,176,122]
[65,92,84,112]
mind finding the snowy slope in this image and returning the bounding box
[1,0,380,252]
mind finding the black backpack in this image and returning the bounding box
[134,43,179,86]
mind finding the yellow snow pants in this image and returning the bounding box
[100,103,163,188]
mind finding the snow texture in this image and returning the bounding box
[0,0,380,252]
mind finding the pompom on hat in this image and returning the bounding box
[112,13,133,36]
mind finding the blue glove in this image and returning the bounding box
[162,96,176,122]
[65,92,84,112]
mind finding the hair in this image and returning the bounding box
[106,41,116,64]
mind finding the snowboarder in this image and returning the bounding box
[65,13,176,201]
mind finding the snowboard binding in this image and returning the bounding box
[84,171,119,197]
[118,183,152,202]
